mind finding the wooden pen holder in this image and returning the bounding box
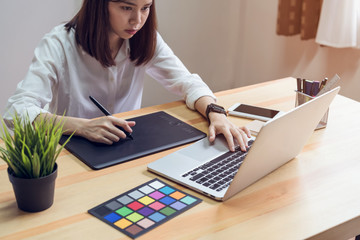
[295,91,329,130]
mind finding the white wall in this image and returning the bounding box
[0,0,80,115]
[143,0,246,106]
[0,0,359,116]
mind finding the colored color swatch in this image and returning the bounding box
[88,178,202,239]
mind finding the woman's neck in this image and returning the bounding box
[109,34,124,59]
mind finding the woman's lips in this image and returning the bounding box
[125,29,137,35]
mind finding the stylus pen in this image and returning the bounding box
[89,96,133,140]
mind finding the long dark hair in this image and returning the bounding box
[65,0,157,67]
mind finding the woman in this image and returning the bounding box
[3,0,250,152]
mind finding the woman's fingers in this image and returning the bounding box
[81,116,135,144]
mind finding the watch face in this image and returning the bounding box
[213,104,224,111]
[214,106,223,111]
[208,104,226,114]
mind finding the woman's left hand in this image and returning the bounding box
[208,112,251,152]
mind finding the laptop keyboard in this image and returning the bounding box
[181,140,254,192]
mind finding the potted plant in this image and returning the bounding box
[0,113,72,212]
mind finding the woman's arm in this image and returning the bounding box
[35,113,135,145]
[146,33,250,151]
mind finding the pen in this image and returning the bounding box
[319,77,328,92]
[89,96,133,140]
[302,79,306,93]
[296,78,302,92]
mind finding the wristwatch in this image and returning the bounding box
[206,103,227,123]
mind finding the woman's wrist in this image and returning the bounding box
[208,111,227,124]
[206,103,227,123]
[56,116,87,137]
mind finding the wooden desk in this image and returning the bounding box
[1,78,360,239]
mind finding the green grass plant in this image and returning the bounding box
[0,113,72,178]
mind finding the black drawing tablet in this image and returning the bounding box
[59,111,206,170]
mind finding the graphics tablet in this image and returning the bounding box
[59,111,206,170]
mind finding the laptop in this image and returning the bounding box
[59,111,206,170]
[148,87,340,201]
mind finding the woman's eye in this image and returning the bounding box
[121,6,132,11]
[142,5,151,11]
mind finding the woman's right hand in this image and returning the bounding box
[36,113,135,145]
[78,116,136,144]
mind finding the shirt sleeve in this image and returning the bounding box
[145,32,216,110]
[3,30,64,125]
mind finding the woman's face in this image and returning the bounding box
[108,0,152,41]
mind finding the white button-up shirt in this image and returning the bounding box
[4,24,215,123]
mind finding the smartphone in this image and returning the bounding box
[228,103,282,121]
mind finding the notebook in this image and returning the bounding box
[59,111,206,170]
[148,87,340,201]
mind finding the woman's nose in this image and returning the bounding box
[129,11,141,26]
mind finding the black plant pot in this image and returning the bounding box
[7,163,58,212]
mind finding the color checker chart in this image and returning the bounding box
[88,178,202,239]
